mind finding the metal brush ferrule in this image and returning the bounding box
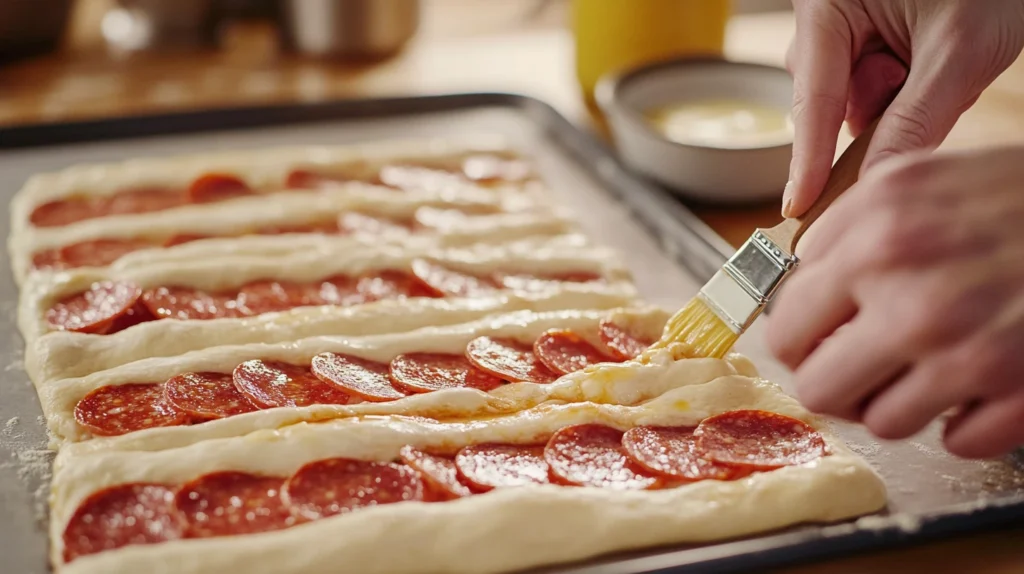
[698,230,799,334]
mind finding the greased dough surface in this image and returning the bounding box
[43,307,752,450]
[50,374,887,574]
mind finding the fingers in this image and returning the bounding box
[783,2,854,218]
[862,47,975,173]
[845,51,908,136]
[944,390,1024,459]
[791,310,908,420]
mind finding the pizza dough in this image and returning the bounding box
[49,376,888,574]
[5,138,888,574]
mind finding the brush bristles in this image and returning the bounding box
[648,297,739,360]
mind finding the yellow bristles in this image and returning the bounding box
[645,297,739,361]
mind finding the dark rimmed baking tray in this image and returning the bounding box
[0,93,1021,574]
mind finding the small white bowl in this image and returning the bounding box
[597,58,794,203]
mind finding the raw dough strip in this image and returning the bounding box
[70,316,650,437]
[20,234,633,345]
[49,376,887,574]
[10,138,533,237]
[26,202,574,275]
[58,412,830,563]
[38,308,760,450]
[27,291,638,385]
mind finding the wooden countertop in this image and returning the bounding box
[1,1,1022,571]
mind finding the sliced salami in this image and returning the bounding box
[282,458,424,520]
[622,426,751,482]
[165,372,258,420]
[104,187,185,215]
[311,352,406,402]
[175,471,294,538]
[494,271,602,293]
[410,259,498,297]
[356,270,435,302]
[464,336,558,384]
[46,281,143,334]
[163,233,210,247]
[186,174,253,203]
[454,444,550,491]
[598,319,654,361]
[544,424,658,490]
[694,410,828,470]
[62,483,183,563]
[104,301,158,334]
[58,238,152,269]
[389,353,503,394]
[399,446,473,500]
[74,383,188,437]
[141,286,247,321]
[533,330,611,375]
[232,360,353,409]
[30,197,101,228]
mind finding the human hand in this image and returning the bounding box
[783,0,1024,217]
[767,146,1024,459]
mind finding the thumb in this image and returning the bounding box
[863,52,976,173]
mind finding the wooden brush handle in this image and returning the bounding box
[760,118,880,255]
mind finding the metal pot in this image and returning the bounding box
[280,0,420,58]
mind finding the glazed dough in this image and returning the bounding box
[20,234,636,366]
[40,307,757,450]
[50,374,888,574]
[28,291,637,384]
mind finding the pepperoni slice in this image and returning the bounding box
[461,154,533,183]
[376,164,458,191]
[464,336,558,384]
[389,353,504,394]
[46,281,143,334]
[62,483,182,563]
[186,174,253,203]
[454,444,550,491]
[104,187,185,215]
[31,247,66,270]
[58,238,153,269]
[337,212,410,235]
[30,197,101,228]
[74,383,188,437]
[356,270,436,302]
[316,275,366,306]
[494,271,603,293]
[311,352,406,402]
[232,360,352,409]
[175,471,294,538]
[398,446,473,500]
[165,372,258,420]
[235,281,303,314]
[104,301,157,334]
[163,233,210,247]
[285,167,372,190]
[259,220,340,235]
[284,169,326,189]
[544,424,658,490]
[695,410,828,470]
[622,426,751,482]
[598,319,654,361]
[410,259,498,298]
[282,458,423,520]
[141,286,247,321]
[533,330,612,375]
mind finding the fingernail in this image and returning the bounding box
[781,181,794,217]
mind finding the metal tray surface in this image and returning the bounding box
[1,93,1022,574]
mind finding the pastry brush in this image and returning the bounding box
[648,119,879,359]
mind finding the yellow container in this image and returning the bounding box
[572,0,731,102]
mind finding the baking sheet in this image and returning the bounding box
[1,94,1022,574]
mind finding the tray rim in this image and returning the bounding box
[2,92,1022,573]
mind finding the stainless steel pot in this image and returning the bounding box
[280,0,420,58]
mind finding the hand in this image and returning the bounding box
[783,0,1024,217]
[767,147,1024,459]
